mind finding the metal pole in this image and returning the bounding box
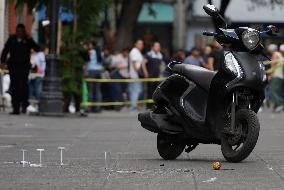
[49,0,58,53]
[39,0,63,115]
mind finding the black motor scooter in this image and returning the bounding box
[138,4,278,162]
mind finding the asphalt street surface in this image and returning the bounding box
[0,110,284,190]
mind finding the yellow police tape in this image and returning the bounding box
[0,69,43,77]
[84,77,165,83]
[81,99,154,106]
[82,78,164,106]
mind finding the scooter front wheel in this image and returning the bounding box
[157,133,185,160]
[221,109,260,162]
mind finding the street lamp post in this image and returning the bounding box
[39,0,63,116]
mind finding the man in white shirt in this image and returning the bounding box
[128,39,146,110]
[29,47,46,101]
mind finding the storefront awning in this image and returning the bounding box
[138,3,173,23]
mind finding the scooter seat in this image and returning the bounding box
[173,64,216,91]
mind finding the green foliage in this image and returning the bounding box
[60,44,86,94]
[16,0,110,93]
[17,0,110,38]
[59,0,110,94]
[58,0,108,93]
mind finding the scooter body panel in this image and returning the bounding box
[228,51,265,92]
[149,73,219,143]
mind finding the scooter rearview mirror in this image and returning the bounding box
[203,4,219,17]
[267,25,279,34]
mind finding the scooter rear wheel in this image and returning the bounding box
[221,109,260,162]
[157,133,185,160]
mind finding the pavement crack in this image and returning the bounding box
[100,153,121,189]
[254,152,284,183]
[185,153,199,190]
[191,169,199,190]
[101,127,136,189]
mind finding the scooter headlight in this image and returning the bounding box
[242,29,260,50]
[224,52,243,77]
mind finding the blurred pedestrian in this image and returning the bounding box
[145,42,163,108]
[61,43,87,115]
[100,47,113,107]
[267,44,284,112]
[184,47,205,67]
[86,41,103,113]
[109,49,129,111]
[160,48,170,77]
[173,50,186,62]
[29,46,46,102]
[0,24,38,114]
[102,47,112,69]
[280,44,284,56]
[128,39,145,111]
[202,45,214,70]
[208,40,224,71]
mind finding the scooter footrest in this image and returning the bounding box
[138,112,183,134]
[138,112,161,133]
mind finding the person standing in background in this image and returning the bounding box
[280,44,284,57]
[86,41,103,113]
[208,40,224,71]
[145,42,163,109]
[29,46,46,102]
[109,49,129,111]
[128,39,146,111]
[202,45,214,70]
[267,44,284,113]
[102,47,112,69]
[184,47,205,67]
[0,24,38,114]
[61,42,88,115]
[174,50,186,62]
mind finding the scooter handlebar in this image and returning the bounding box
[202,31,217,36]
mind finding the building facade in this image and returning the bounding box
[0,0,35,52]
[185,0,284,50]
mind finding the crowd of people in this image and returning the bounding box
[81,39,166,113]
[1,23,284,115]
[79,38,229,113]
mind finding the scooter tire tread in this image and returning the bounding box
[221,109,260,163]
[157,133,185,160]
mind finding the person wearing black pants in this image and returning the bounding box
[9,68,30,113]
[0,24,38,114]
[145,42,163,109]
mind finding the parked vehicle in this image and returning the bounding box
[138,4,278,162]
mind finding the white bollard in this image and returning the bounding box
[104,151,111,170]
[36,149,45,166]
[58,147,65,166]
[21,149,27,167]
